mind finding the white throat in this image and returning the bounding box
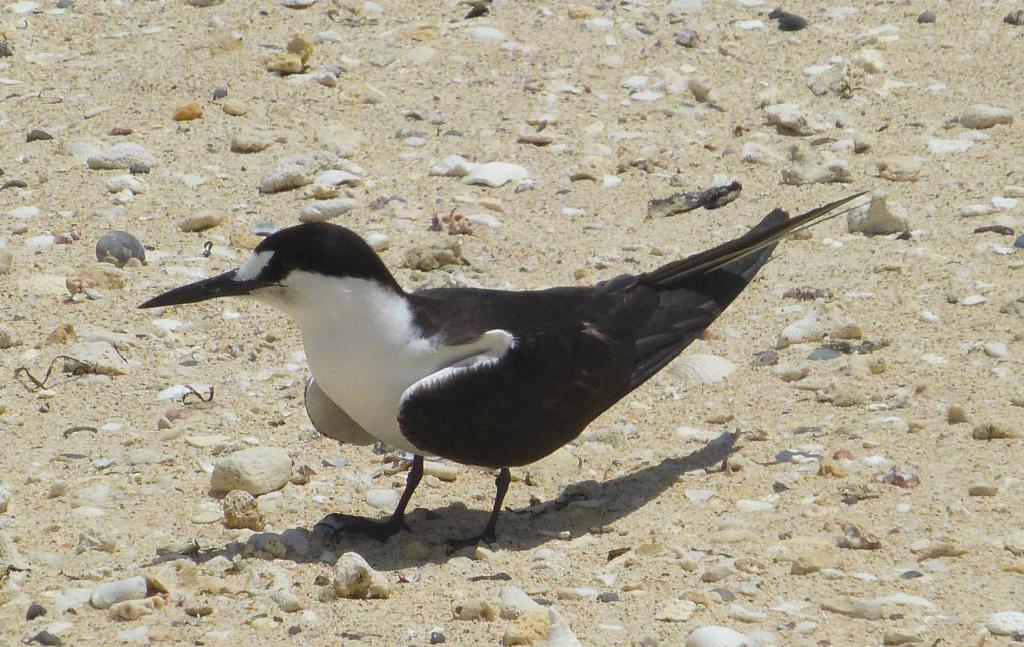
[260,271,510,453]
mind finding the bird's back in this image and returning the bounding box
[398,209,788,467]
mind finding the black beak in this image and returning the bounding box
[139,270,261,309]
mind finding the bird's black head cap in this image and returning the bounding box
[254,222,401,291]
[139,222,401,309]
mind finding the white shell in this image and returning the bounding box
[684,625,749,647]
[90,576,148,609]
[671,354,736,384]
[988,611,1024,636]
[465,162,530,188]
[775,309,826,349]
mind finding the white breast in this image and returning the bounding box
[268,272,512,454]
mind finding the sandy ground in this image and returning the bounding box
[1,0,1023,645]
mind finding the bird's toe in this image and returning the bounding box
[444,530,497,555]
[314,513,406,544]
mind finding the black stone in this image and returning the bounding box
[212,88,228,100]
[974,225,1014,236]
[26,129,53,142]
[128,163,150,174]
[769,9,807,31]
[288,626,301,636]
[464,2,488,19]
[1015,234,1024,249]
[26,603,47,620]
[96,231,146,267]
[597,592,619,603]
[31,631,62,646]
[467,572,512,582]
[917,10,936,24]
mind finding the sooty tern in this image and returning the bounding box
[141,193,863,550]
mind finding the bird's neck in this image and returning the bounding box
[278,272,418,347]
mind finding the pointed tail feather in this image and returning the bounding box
[625,192,867,391]
[639,192,867,290]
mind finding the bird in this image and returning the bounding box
[140,192,863,551]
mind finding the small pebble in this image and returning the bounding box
[847,193,907,235]
[26,603,47,620]
[987,611,1024,636]
[959,104,1014,130]
[222,99,248,116]
[76,527,117,554]
[179,212,225,232]
[30,631,62,647]
[984,342,1009,359]
[684,625,747,647]
[882,467,920,488]
[95,231,145,267]
[365,232,390,252]
[769,9,807,31]
[465,162,530,188]
[333,552,391,599]
[0,485,11,513]
[366,488,399,511]
[675,29,699,47]
[298,198,358,223]
[172,101,204,121]
[968,484,998,497]
[231,127,277,154]
[222,489,266,530]
[252,221,278,237]
[876,156,922,182]
[90,576,149,609]
[972,421,1020,440]
[917,10,936,24]
[26,129,54,142]
[86,143,158,171]
[210,447,292,496]
[657,600,697,622]
[271,589,302,613]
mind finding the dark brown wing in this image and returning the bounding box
[397,314,637,468]
[400,194,865,466]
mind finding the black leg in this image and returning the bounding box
[389,454,423,524]
[446,467,511,554]
[315,455,424,543]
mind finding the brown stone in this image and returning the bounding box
[172,101,204,121]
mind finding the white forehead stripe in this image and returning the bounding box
[234,250,274,281]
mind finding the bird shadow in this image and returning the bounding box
[156,434,738,572]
